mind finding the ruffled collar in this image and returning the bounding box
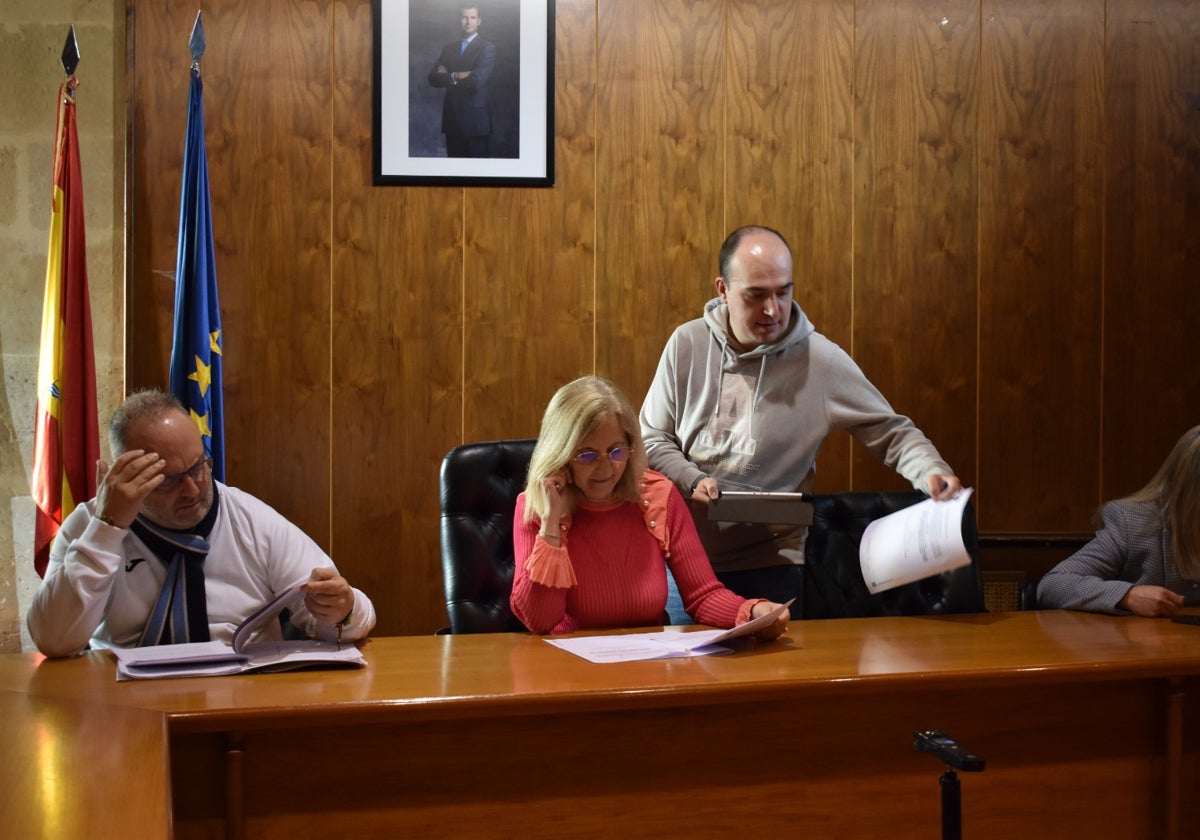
[561,470,673,556]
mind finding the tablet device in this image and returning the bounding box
[707,491,813,525]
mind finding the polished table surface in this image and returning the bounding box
[4,610,1200,837]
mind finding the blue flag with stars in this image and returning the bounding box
[169,58,225,481]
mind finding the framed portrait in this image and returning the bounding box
[373,0,555,186]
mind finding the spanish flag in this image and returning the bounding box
[31,76,99,577]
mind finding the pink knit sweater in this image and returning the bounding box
[511,470,753,634]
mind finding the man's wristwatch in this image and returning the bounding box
[689,475,707,494]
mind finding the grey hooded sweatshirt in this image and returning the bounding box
[640,297,953,573]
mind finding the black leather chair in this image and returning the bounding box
[802,491,986,619]
[439,444,985,628]
[438,439,536,633]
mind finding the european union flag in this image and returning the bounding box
[169,40,224,482]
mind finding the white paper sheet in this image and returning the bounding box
[544,600,791,663]
[859,488,974,594]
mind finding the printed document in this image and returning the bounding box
[859,488,974,594]
[545,600,792,664]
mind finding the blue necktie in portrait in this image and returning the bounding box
[460,38,469,55]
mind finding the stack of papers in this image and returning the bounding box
[109,586,366,680]
[545,600,791,664]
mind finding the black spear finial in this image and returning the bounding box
[189,10,206,69]
[61,24,80,76]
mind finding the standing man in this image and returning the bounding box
[428,5,495,158]
[28,390,377,657]
[640,225,962,617]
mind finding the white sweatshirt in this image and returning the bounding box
[28,482,376,657]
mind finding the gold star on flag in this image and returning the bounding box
[188,355,211,397]
[189,408,212,439]
[210,329,222,355]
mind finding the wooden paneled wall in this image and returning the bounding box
[126,0,1200,636]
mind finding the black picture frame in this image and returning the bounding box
[373,0,555,187]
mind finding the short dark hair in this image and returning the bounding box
[109,389,186,456]
[718,225,791,279]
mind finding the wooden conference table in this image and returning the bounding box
[3,610,1199,839]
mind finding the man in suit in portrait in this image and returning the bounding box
[428,5,496,158]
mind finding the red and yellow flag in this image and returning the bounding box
[31,77,99,578]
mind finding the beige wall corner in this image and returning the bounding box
[0,1,126,653]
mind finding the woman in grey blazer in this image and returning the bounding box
[1038,425,1200,616]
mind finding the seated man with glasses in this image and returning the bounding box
[28,390,376,657]
[510,375,790,637]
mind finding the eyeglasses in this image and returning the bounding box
[155,456,212,493]
[573,445,630,465]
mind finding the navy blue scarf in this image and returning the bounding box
[131,487,220,645]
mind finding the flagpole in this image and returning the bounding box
[168,10,226,482]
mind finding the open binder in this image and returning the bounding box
[109,585,366,680]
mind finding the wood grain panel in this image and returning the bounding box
[221,682,1160,839]
[331,0,463,636]
[595,0,726,405]
[463,0,597,442]
[122,0,1200,630]
[126,1,197,389]
[1102,0,1200,500]
[978,0,1105,531]
[726,0,856,493]
[128,0,335,542]
[853,0,979,495]
[205,1,335,543]
[2,695,171,838]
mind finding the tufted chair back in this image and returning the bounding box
[439,439,537,633]
[803,491,986,619]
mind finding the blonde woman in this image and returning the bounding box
[511,376,790,636]
[1038,425,1200,616]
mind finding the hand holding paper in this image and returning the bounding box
[546,600,793,664]
[302,567,355,627]
[859,489,974,594]
[749,599,790,640]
